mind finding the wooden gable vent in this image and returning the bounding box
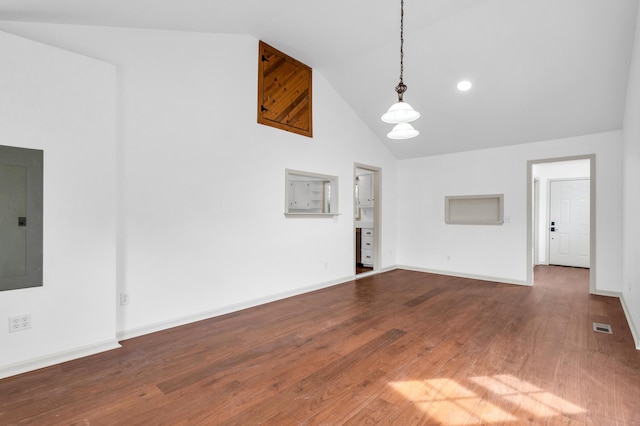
[258,41,312,138]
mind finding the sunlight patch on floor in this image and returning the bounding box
[469,374,584,416]
[388,378,516,424]
[388,374,584,424]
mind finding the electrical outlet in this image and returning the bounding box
[120,292,130,305]
[9,314,31,333]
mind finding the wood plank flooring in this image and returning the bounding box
[2,266,640,425]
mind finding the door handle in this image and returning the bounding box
[18,217,27,227]
[550,226,555,232]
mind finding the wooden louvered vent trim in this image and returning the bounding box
[258,41,312,138]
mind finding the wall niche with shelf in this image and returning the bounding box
[285,169,338,216]
[445,194,504,225]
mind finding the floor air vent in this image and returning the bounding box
[593,322,612,334]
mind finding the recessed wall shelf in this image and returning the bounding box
[285,169,338,216]
[445,194,504,225]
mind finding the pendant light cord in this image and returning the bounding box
[395,0,407,101]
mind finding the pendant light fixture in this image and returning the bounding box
[382,0,419,139]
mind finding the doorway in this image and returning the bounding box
[354,164,381,276]
[527,155,595,293]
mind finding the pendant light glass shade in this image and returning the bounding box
[387,122,419,139]
[381,101,420,123]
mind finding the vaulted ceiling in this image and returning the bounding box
[1,0,638,159]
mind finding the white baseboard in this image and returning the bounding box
[396,265,531,286]
[397,265,638,350]
[2,273,379,379]
[620,294,640,350]
[0,339,121,380]
[591,289,622,298]
[118,267,407,341]
[5,268,635,381]
[2,275,366,379]
[117,275,356,341]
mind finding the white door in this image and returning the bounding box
[549,179,590,268]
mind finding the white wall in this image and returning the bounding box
[396,131,623,292]
[0,31,118,377]
[622,7,640,349]
[0,23,398,345]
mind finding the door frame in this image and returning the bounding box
[354,163,381,277]
[526,154,596,293]
[533,177,540,266]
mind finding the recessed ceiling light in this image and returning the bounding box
[457,80,472,91]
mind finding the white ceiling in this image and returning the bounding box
[0,0,638,159]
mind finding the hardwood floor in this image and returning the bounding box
[356,264,373,274]
[2,266,640,425]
